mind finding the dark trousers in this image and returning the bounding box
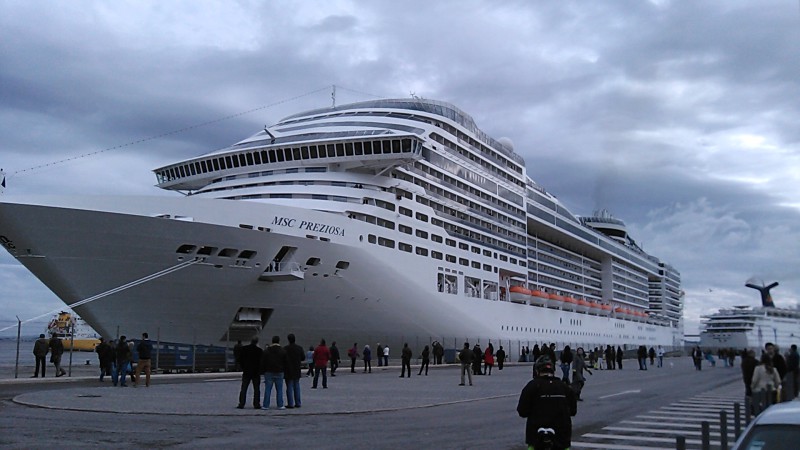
[34,356,46,377]
[498,359,504,370]
[418,359,429,375]
[350,357,357,372]
[364,359,371,372]
[313,367,327,388]
[239,372,261,407]
[330,359,338,375]
[401,360,411,377]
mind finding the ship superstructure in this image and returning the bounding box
[1,98,683,351]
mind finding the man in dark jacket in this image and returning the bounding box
[32,334,49,378]
[284,333,305,408]
[95,338,112,381]
[496,345,506,370]
[329,341,340,376]
[786,344,799,399]
[49,333,67,377]
[260,335,287,409]
[237,337,263,409]
[741,349,757,398]
[115,336,132,386]
[472,344,483,375]
[517,355,578,450]
[134,332,153,387]
[458,342,474,386]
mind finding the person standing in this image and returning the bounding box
[48,333,67,377]
[571,347,593,401]
[692,345,703,370]
[283,333,305,409]
[115,336,132,387]
[786,344,799,399]
[306,346,315,377]
[400,343,412,378]
[648,347,656,366]
[656,345,665,368]
[31,334,49,378]
[95,338,113,381]
[363,344,372,373]
[418,345,430,375]
[616,346,624,370]
[383,344,390,367]
[764,342,787,381]
[604,345,613,370]
[376,343,384,367]
[458,342,473,386]
[329,341,340,377]
[496,345,506,370]
[637,345,648,370]
[133,332,153,387]
[433,341,444,365]
[484,344,495,376]
[472,344,483,375]
[559,345,573,382]
[348,343,358,373]
[517,355,578,450]
[260,335,287,410]
[741,349,758,413]
[237,336,263,409]
[751,353,782,415]
[312,339,330,389]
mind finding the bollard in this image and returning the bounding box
[701,421,710,450]
[745,396,752,425]
[734,402,741,439]
[720,410,728,450]
[675,435,686,450]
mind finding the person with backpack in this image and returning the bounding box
[517,355,578,450]
[348,343,358,373]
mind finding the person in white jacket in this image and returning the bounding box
[751,353,782,415]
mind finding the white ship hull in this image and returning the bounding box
[699,309,800,351]
[1,194,678,350]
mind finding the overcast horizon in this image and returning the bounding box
[2,1,799,338]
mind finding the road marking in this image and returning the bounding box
[571,442,673,449]
[598,389,641,399]
[582,433,723,446]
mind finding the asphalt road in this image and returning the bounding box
[0,357,742,449]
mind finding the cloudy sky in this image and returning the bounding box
[1,1,799,337]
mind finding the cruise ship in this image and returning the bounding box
[0,98,684,353]
[699,288,800,351]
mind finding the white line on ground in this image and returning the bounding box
[571,442,673,450]
[581,433,721,446]
[598,389,642,399]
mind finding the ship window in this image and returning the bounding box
[432,234,443,243]
[364,141,373,154]
[301,146,309,159]
[483,264,492,272]
[345,142,354,156]
[253,152,261,165]
[197,246,218,256]
[399,243,412,253]
[432,251,443,260]
[293,147,301,160]
[459,243,468,250]
[354,142,363,155]
[231,156,239,168]
[192,163,199,175]
[459,258,468,266]
[225,156,233,168]
[276,150,285,162]
[246,153,254,165]
[335,261,349,269]
[219,248,238,258]
[327,144,335,157]
[399,225,412,235]
[392,140,401,153]
[399,207,412,217]
[267,150,275,163]
[483,250,492,257]
[178,166,186,177]
[239,250,257,259]
[176,244,196,254]
[378,237,395,248]
[200,160,208,173]
[368,234,377,244]
[471,246,480,254]
[336,143,344,157]
[415,212,428,222]
[499,255,508,262]
[446,254,456,263]
[310,146,318,158]
[471,261,480,269]
[416,247,428,256]
[416,230,428,239]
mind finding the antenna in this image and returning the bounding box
[331,85,336,108]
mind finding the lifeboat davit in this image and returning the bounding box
[530,290,548,307]
[509,286,531,304]
[575,298,591,313]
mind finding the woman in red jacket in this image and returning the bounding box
[484,343,495,375]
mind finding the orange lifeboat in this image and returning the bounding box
[614,307,625,319]
[509,286,531,304]
[561,296,577,311]
[575,298,591,313]
[588,301,602,315]
[546,293,563,308]
[530,290,548,307]
[600,304,612,316]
